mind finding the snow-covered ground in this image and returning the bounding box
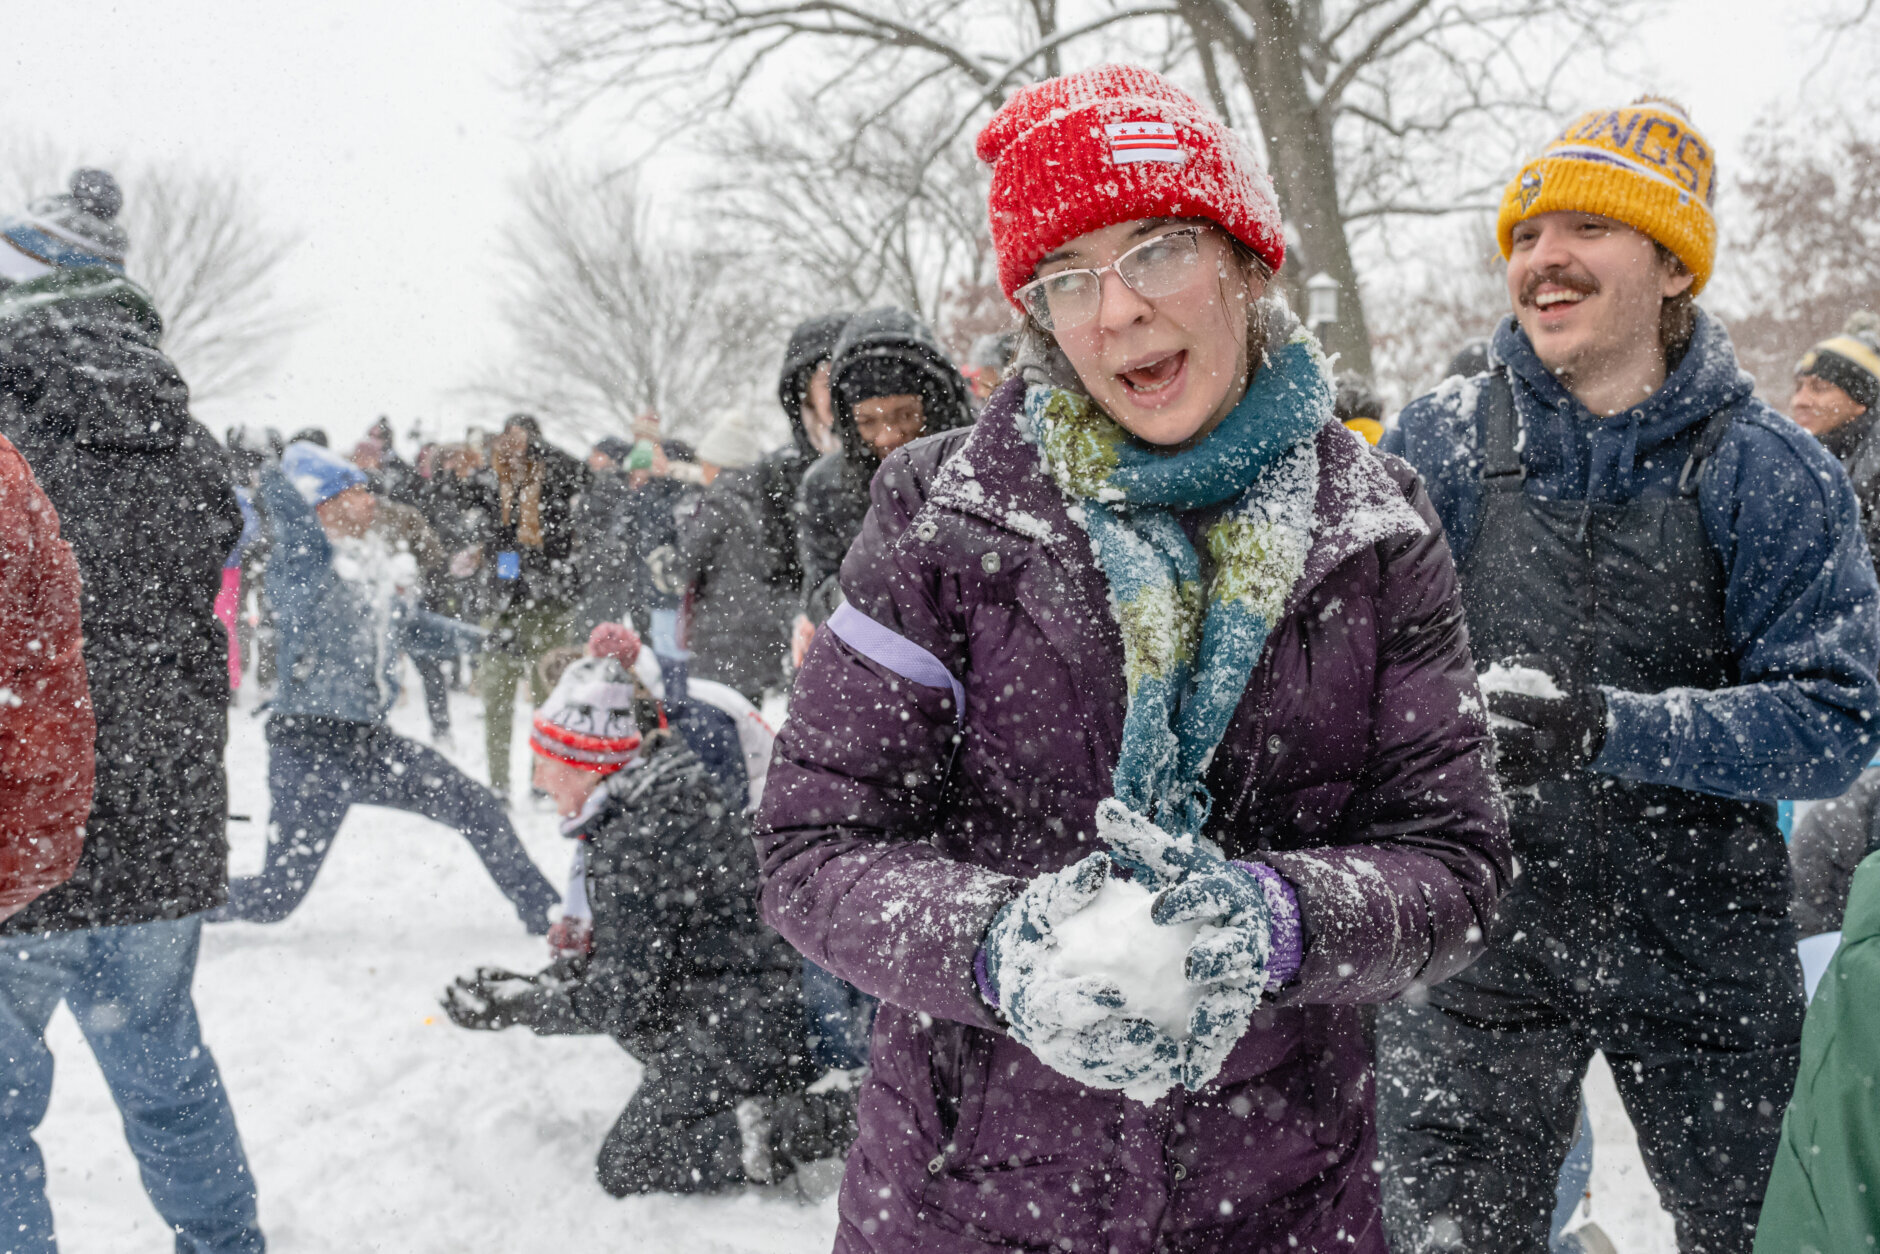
[34,675,1677,1251]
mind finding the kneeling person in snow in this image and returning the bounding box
[443,642,855,1195]
[213,442,559,932]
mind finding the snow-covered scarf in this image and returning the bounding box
[1020,323,1333,839]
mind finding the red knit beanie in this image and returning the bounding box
[977,64,1285,306]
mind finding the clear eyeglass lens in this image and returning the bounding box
[1121,233,1201,298]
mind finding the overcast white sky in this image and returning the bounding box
[0,0,1859,452]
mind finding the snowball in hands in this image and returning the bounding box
[1047,877,1205,1039]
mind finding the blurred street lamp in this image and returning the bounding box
[1306,272,1340,334]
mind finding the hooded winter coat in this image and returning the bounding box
[757,377,1511,1253]
[794,307,973,624]
[1813,406,1880,581]
[0,434,90,921]
[0,269,243,933]
[754,313,849,614]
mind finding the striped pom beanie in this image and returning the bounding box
[1498,98,1717,293]
[530,656,641,774]
[976,64,1285,304]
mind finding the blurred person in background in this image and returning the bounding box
[790,307,974,665]
[961,328,1018,405]
[473,414,588,800]
[669,410,791,702]
[0,168,263,1253]
[1334,370,1386,445]
[766,314,849,673]
[571,435,640,637]
[213,442,557,932]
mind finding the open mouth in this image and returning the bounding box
[1533,288,1589,309]
[1118,349,1187,397]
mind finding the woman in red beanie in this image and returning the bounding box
[756,64,1509,1251]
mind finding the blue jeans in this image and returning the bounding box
[1550,1106,1594,1251]
[0,916,263,1254]
[218,715,557,932]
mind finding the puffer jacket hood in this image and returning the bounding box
[827,306,973,472]
[777,312,852,459]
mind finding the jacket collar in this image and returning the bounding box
[931,377,1425,609]
[1492,308,1754,498]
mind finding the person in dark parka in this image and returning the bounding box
[0,169,264,1251]
[1379,100,1880,1254]
[793,306,973,630]
[670,413,792,701]
[764,314,848,641]
[444,640,854,1194]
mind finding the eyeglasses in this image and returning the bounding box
[1015,227,1206,332]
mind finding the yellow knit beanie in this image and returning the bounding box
[1497,98,1718,294]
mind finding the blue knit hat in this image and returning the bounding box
[0,170,128,279]
[282,441,368,506]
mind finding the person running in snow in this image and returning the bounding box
[0,169,265,1253]
[789,306,974,664]
[212,442,559,932]
[442,629,855,1195]
[756,65,1511,1253]
[1378,98,1880,1254]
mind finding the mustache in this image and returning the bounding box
[1520,267,1600,307]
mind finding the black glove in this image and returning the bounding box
[441,961,590,1035]
[1483,655,1608,788]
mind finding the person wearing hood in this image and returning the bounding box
[442,626,856,1196]
[0,169,265,1253]
[757,66,1510,1253]
[1379,99,1880,1253]
[790,306,974,662]
[1792,316,1880,572]
[758,315,848,608]
[212,442,559,933]
[472,414,589,799]
[665,410,793,701]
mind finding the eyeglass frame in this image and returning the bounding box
[1014,225,1210,332]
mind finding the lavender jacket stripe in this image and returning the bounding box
[826,600,966,725]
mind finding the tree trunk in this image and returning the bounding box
[1183,0,1373,375]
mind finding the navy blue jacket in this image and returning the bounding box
[262,466,485,724]
[1385,311,1880,801]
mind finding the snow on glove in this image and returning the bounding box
[441,963,587,1035]
[1095,798,1227,891]
[1098,799,1287,1091]
[1483,654,1608,788]
[981,852,1184,1101]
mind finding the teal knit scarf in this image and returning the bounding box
[1019,324,1333,838]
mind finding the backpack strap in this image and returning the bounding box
[1677,411,1734,496]
[1475,370,1526,492]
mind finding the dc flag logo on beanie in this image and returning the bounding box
[1106,121,1185,166]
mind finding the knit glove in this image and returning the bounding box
[1483,654,1609,788]
[1096,799,1282,1091]
[980,852,1184,1097]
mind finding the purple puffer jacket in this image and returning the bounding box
[757,378,1510,1253]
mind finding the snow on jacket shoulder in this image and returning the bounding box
[1388,311,1880,802]
[0,435,90,920]
[756,379,1511,1252]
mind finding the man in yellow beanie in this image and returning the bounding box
[1379,99,1880,1254]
